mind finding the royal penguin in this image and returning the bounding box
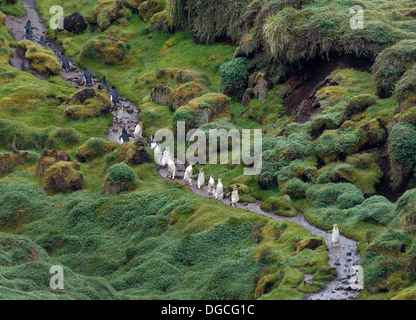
[167,155,176,180]
[161,147,171,167]
[331,224,341,247]
[59,53,71,72]
[119,128,134,144]
[183,163,193,185]
[197,168,205,190]
[207,175,215,197]
[116,104,124,123]
[110,86,120,106]
[154,142,163,165]
[150,135,157,149]
[215,178,224,200]
[134,121,143,140]
[38,36,50,47]
[102,75,111,92]
[81,68,97,87]
[24,20,39,34]
[231,186,239,207]
[22,30,38,41]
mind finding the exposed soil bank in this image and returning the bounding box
[159,164,362,300]
[282,54,373,123]
[4,0,139,143]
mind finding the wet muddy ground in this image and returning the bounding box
[5,0,362,301]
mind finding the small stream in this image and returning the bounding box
[4,0,362,300]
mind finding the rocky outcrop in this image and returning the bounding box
[117,140,152,165]
[150,85,171,105]
[61,88,112,120]
[64,12,88,34]
[36,150,71,178]
[42,161,83,193]
[242,72,272,105]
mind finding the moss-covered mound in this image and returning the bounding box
[172,93,231,130]
[61,88,112,120]
[94,0,130,30]
[123,0,143,10]
[0,151,30,176]
[76,138,118,162]
[36,149,71,178]
[134,67,210,94]
[260,196,297,217]
[17,40,61,76]
[117,140,152,165]
[102,163,137,195]
[42,161,83,193]
[170,82,207,111]
[81,35,128,65]
[138,0,164,22]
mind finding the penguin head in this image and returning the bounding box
[218,178,222,183]
[233,186,237,191]
[199,168,203,172]
[210,174,214,178]
[139,121,143,126]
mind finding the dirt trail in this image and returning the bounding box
[5,0,361,301]
[159,164,362,300]
[4,0,139,143]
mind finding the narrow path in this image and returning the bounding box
[159,164,362,300]
[4,0,361,301]
[4,0,139,143]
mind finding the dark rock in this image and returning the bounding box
[64,12,88,34]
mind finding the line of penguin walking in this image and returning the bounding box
[21,20,239,207]
[152,140,239,207]
[22,20,143,145]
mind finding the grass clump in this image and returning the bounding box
[103,163,137,195]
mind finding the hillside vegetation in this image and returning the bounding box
[1,0,416,300]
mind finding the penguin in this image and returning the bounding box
[119,128,134,144]
[81,68,97,87]
[154,142,163,165]
[150,135,157,149]
[231,186,239,207]
[207,175,215,197]
[48,45,60,56]
[183,163,193,185]
[215,178,224,200]
[24,20,39,34]
[162,147,171,167]
[197,168,205,190]
[110,86,120,106]
[59,53,72,72]
[22,30,38,42]
[331,224,341,247]
[116,104,124,123]
[102,75,111,92]
[38,36,50,47]
[167,155,176,180]
[134,121,143,140]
